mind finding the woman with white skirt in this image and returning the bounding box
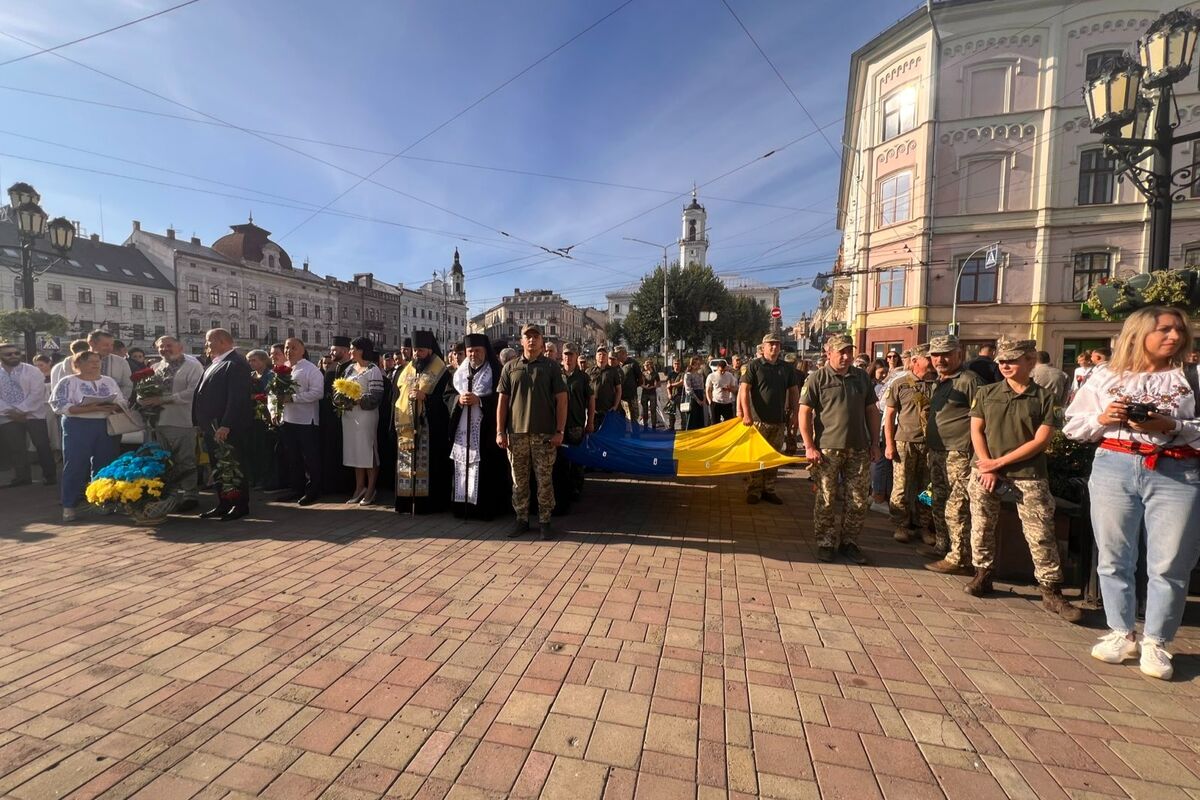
[341,338,385,505]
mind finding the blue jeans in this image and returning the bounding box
[1089,448,1200,643]
[61,417,117,510]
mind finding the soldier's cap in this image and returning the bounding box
[562,341,580,355]
[995,337,1037,361]
[928,335,961,354]
[824,334,854,351]
[613,345,627,354]
[595,344,608,352]
[911,343,931,358]
[761,332,782,344]
[900,349,912,359]
[521,323,543,336]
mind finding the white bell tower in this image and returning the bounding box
[679,187,708,267]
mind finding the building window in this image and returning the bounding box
[1185,245,1200,266]
[132,324,144,340]
[286,300,294,315]
[190,318,201,333]
[301,328,308,341]
[875,267,906,308]
[268,255,276,268]
[1072,252,1112,301]
[229,290,239,308]
[154,326,165,337]
[47,283,63,301]
[207,286,219,305]
[268,296,278,312]
[326,307,332,321]
[882,85,917,141]
[248,293,258,310]
[315,330,322,344]
[355,308,361,320]
[287,327,295,339]
[153,297,165,312]
[269,326,278,342]
[1078,148,1115,205]
[301,302,308,318]
[131,294,144,309]
[106,290,120,307]
[957,255,998,304]
[249,323,258,340]
[314,304,321,319]
[1086,49,1124,79]
[872,341,904,360]
[188,284,199,302]
[878,171,912,226]
[230,322,240,338]
[211,319,220,329]
[962,156,1005,214]
[966,65,1010,116]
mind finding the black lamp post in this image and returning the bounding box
[1083,10,1200,271]
[2,182,75,361]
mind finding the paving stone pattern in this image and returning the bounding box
[0,467,1198,799]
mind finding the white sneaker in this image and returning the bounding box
[62,507,76,522]
[1091,631,1138,664]
[1139,640,1174,680]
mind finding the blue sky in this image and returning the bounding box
[0,0,916,321]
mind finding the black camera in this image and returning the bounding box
[1126,402,1159,423]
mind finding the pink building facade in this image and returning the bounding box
[835,0,1200,365]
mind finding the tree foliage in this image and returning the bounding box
[0,309,68,340]
[622,262,772,355]
[604,319,624,347]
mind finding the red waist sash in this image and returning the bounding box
[1099,437,1200,470]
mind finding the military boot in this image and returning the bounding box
[964,568,993,597]
[1040,584,1083,623]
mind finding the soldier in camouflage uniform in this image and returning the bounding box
[799,334,881,564]
[497,323,568,540]
[924,335,982,576]
[965,338,1081,622]
[739,333,799,503]
[883,343,936,544]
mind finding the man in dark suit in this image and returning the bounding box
[193,328,253,521]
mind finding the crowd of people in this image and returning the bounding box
[1,305,1198,680]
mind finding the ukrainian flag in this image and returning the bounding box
[562,411,804,476]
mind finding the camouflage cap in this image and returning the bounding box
[561,341,580,355]
[521,323,543,336]
[928,335,960,354]
[911,343,931,358]
[995,337,1036,361]
[595,344,608,352]
[761,332,782,344]
[613,345,627,354]
[900,349,912,359]
[825,334,854,351]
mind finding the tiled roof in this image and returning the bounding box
[0,221,173,291]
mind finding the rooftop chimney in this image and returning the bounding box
[191,236,201,245]
[90,233,100,242]
[132,220,140,232]
[166,227,175,240]
[302,259,310,272]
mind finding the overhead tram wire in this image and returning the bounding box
[0,31,571,264]
[0,0,204,68]
[0,84,833,216]
[720,0,840,158]
[278,0,638,241]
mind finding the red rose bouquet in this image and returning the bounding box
[252,391,270,425]
[267,364,296,425]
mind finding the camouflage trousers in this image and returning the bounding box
[508,433,557,524]
[889,440,931,534]
[746,422,787,497]
[967,472,1063,584]
[929,450,972,567]
[811,448,871,548]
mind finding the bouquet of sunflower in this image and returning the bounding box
[86,442,174,523]
[132,367,166,429]
[267,364,296,425]
[331,377,363,417]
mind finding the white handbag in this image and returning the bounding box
[106,407,145,436]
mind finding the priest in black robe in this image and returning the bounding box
[320,336,354,495]
[445,334,511,520]
[394,331,452,515]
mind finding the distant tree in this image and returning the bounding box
[625,262,730,353]
[604,319,625,346]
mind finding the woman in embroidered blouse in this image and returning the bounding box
[342,338,385,506]
[50,351,128,521]
[1064,306,1200,680]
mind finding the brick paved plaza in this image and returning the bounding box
[0,467,1198,800]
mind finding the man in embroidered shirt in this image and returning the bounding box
[0,342,55,487]
[279,337,326,505]
[965,338,1082,622]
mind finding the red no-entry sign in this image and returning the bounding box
[770,307,782,319]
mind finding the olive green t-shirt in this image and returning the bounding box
[498,355,568,434]
[799,365,874,449]
[885,374,936,443]
[741,357,798,424]
[619,360,642,403]
[927,369,982,452]
[969,380,1062,479]
[564,368,593,431]
[588,365,621,413]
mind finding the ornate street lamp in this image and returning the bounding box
[1,182,74,361]
[1082,9,1200,271]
